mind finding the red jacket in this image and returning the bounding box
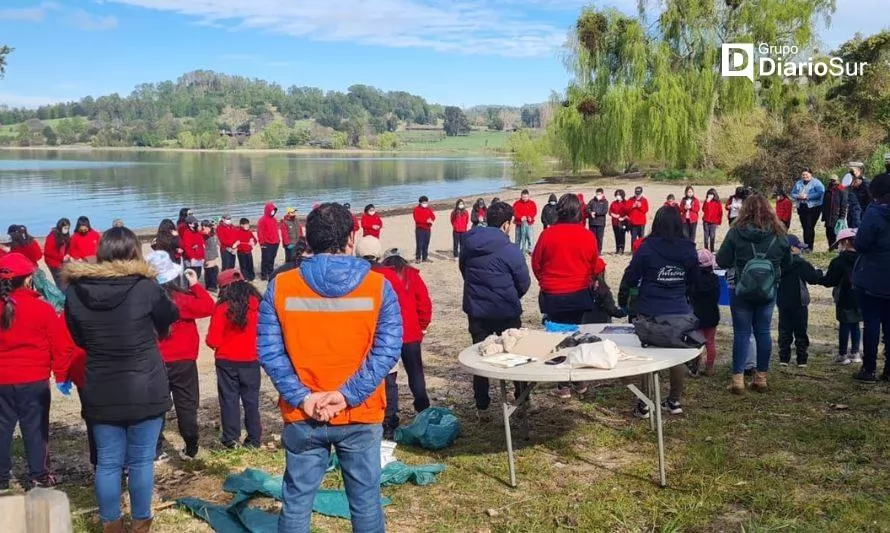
[776,197,793,223]
[361,213,383,238]
[451,210,470,233]
[627,197,649,227]
[12,240,43,265]
[158,285,215,363]
[532,223,599,295]
[632,236,645,254]
[578,194,588,226]
[234,228,257,254]
[257,202,280,245]
[399,265,432,333]
[352,214,360,234]
[69,229,100,261]
[0,289,73,385]
[609,200,627,227]
[206,297,259,363]
[513,199,538,225]
[43,231,69,269]
[680,196,701,223]
[180,228,206,261]
[702,199,723,225]
[371,264,423,344]
[414,206,436,230]
[217,223,238,250]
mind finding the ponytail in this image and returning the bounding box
[0,276,27,330]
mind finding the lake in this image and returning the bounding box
[0,150,513,231]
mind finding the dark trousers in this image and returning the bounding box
[452,231,464,258]
[204,266,219,291]
[0,381,50,486]
[839,322,861,355]
[703,222,718,251]
[612,225,626,253]
[284,244,296,263]
[590,225,605,254]
[260,244,279,280]
[384,342,432,430]
[848,204,862,229]
[683,221,698,242]
[778,306,809,364]
[216,361,262,448]
[221,249,236,270]
[629,224,645,244]
[469,316,524,410]
[158,361,199,457]
[190,266,203,280]
[415,229,431,261]
[798,206,821,250]
[237,252,255,281]
[860,292,890,375]
[49,267,66,291]
[826,225,838,249]
[77,387,97,468]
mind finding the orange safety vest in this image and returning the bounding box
[273,268,387,425]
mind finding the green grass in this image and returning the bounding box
[0,117,66,134]
[399,130,510,152]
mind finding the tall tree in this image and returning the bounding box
[0,45,12,78]
[444,106,470,136]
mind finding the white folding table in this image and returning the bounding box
[458,324,702,488]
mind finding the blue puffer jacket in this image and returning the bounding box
[618,235,699,316]
[459,227,531,320]
[853,201,890,299]
[257,254,402,410]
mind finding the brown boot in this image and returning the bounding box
[102,519,124,533]
[751,371,769,393]
[729,373,745,395]
[131,518,153,533]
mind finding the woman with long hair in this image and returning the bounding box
[716,194,791,394]
[151,219,181,261]
[680,186,701,242]
[470,198,487,228]
[7,225,43,264]
[9,224,65,310]
[68,216,101,262]
[701,189,722,252]
[64,227,179,532]
[44,218,71,288]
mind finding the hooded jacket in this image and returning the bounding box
[69,229,101,261]
[43,231,69,269]
[396,265,432,333]
[257,202,280,245]
[0,288,74,385]
[688,268,720,329]
[280,217,300,247]
[822,183,848,227]
[459,226,530,320]
[716,224,792,281]
[413,205,436,230]
[609,199,627,227]
[63,260,178,424]
[180,227,206,261]
[257,254,402,411]
[372,264,422,344]
[587,196,610,227]
[158,285,215,363]
[618,235,699,316]
[207,296,260,363]
[853,202,890,298]
[532,223,599,295]
[217,222,238,250]
[849,179,872,210]
[541,195,558,228]
[821,250,861,323]
[776,254,822,309]
[451,209,470,233]
[11,240,43,265]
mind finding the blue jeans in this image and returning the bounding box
[859,292,890,374]
[839,322,861,355]
[280,422,384,533]
[514,224,533,254]
[730,293,776,373]
[93,416,163,523]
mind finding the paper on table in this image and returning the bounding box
[509,331,569,358]
[482,354,539,368]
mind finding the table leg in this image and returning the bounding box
[500,380,518,488]
[647,372,656,432]
[652,372,667,487]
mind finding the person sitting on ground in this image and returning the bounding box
[257,203,402,532]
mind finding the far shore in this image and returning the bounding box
[0,144,509,157]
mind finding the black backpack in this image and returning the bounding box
[634,314,705,349]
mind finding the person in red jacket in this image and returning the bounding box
[701,188,723,252]
[532,194,601,399]
[450,199,470,258]
[206,269,263,449]
[680,186,701,243]
[217,214,237,270]
[413,196,436,263]
[627,187,649,243]
[180,216,206,280]
[234,218,257,281]
[609,190,629,254]
[257,202,280,281]
[0,253,73,489]
[512,189,538,254]
[577,193,588,226]
[357,238,431,439]
[146,251,214,460]
[44,218,71,288]
[664,194,682,213]
[7,225,43,265]
[361,204,383,239]
[69,216,100,262]
[776,190,793,230]
[344,203,360,234]
[177,208,192,237]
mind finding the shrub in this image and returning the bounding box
[865,144,890,177]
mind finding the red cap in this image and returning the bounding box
[218,269,244,288]
[0,253,37,279]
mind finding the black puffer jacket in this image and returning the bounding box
[541,194,558,228]
[688,269,720,329]
[821,250,862,323]
[63,260,178,424]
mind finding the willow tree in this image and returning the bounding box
[553,0,836,172]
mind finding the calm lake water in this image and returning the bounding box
[0,150,512,231]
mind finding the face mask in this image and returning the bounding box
[61,227,70,235]
[706,195,714,201]
[617,195,623,201]
[521,196,529,202]
[549,201,557,206]
[458,204,465,209]
[596,194,604,200]
[190,224,199,232]
[368,210,376,216]
[421,203,429,209]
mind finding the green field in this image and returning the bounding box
[398,129,510,152]
[0,117,66,135]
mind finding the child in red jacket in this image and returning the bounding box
[180,216,206,280]
[0,254,73,488]
[206,270,263,448]
[776,190,793,229]
[450,199,470,258]
[217,214,238,271]
[361,204,383,239]
[413,196,436,263]
[627,187,649,243]
[68,216,100,262]
[701,188,723,252]
[43,218,71,288]
[7,225,43,265]
[234,218,257,281]
[147,251,215,459]
[609,190,628,254]
[257,203,280,281]
[680,186,701,243]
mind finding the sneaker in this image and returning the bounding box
[835,354,853,365]
[179,447,198,461]
[31,474,60,488]
[853,370,878,383]
[632,401,650,420]
[797,362,808,368]
[475,408,492,424]
[572,383,589,395]
[661,400,683,415]
[850,353,863,364]
[553,386,572,400]
[778,361,789,367]
[414,259,422,264]
[154,452,170,465]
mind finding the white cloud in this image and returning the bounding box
[106,0,581,57]
[0,2,117,31]
[69,9,118,31]
[0,1,58,22]
[0,93,68,108]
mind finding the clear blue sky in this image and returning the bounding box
[0,0,886,109]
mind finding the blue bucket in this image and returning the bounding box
[716,270,731,307]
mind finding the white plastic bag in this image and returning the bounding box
[565,339,622,370]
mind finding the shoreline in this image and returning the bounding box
[0,145,509,157]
